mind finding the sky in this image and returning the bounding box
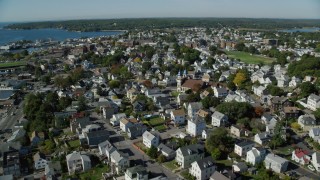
[0,0,319,22]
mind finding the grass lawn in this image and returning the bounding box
[216,159,233,167]
[226,51,275,65]
[79,164,110,180]
[163,160,179,170]
[276,146,294,156]
[171,91,180,97]
[149,117,165,126]
[0,61,27,68]
[134,141,148,152]
[68,139,81,149]
[154,124,167,132]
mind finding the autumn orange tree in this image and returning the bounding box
[233,69,250,88]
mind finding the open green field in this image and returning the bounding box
[226,51,275,65]
[149,117,165,126]
[0,61,27,68]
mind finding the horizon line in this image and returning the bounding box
[1,16,320,24]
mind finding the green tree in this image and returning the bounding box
[77,95,87,112]
[211,148,221,160]
[216,102,254,122]
[147,145,158,159]
[299,82,317,98]
[157,154,166,163]
[201,96,220,109]
[206,128,234,154]
[108,80,120,89]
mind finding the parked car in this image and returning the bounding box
[308,165,315,172]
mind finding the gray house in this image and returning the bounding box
[86,130,110,146]
[264,153,289,173]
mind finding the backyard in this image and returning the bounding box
[144,116,167,132]
[79,164,110,180]
[226,51,275,65]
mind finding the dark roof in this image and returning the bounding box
[194,156,215,170]
[236,140,255,147]
[179,144,204,156]
[87,130,109,139]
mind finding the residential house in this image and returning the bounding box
[189,156,216,180]
[309,128,320,143]
[120,118,137,132]
[157,143,176,160]
[246,147,267,166]
[2,150,21,176]
[186,116,206,137]
[230,125,245,137]
[176,144,205,168]
[127,88,139,103]
[264,153,289,173]
[66,151,91,175]
[252,85,267,97]
[187,102,203,119]
[101,102,115,119]
[232,162,248,173]
[282,107,300,119]
[33,152,49,170]
[125,165,148,180]
[270,96,292,112]
[307,94,320,111]
[110,150,130,173]
[311,152,320,172]
[277,75,289,87]
[45,161,61,180]
[254,132,272,145]
[30,131,45,146]
[211,111,228,127]
[298,114,317,131]
[170,109,186,125]
[85,129,109,146]
[98,140,116,160]
[70,117,90,133]
[142,131,160,148]
[234,140,255,157]
[132,101,146,112]
[209,171,229,180]
[110,113,126,126]
[292,148,312,165]
[289,76,301,87]
[127,124,147,139]
[213,86,228,98]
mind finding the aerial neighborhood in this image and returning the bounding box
[1,24,320,180]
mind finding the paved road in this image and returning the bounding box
[288,160,320,179]
[0,101,24,130]
[92,113,183,179]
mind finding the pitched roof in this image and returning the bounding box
[178,144,204,156]
[171,109,185,116]
[193,156,215,170]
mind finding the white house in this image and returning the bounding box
[254,132,272,145]
[187,117,206,137]
[252,85,267,97]
[110,150,130,173]
[291,149,311,165]
[234,140,255,157]
[246,147,267,166]
[110,113,126,126]
[33,152,49,170]
[211,111,228,127]
[142,131,160,148]
[289,76,301,87]
[125,165,148,180]
[309,128,320,143]
[98,140,116,159]
[307,94,320,111]
[311,152,320,172]
[170,109,186,125]
[298,114,317,131]
[66,151,91,175]
[264,153,289,173]
[189,156,216,180]
[176,144,205,168]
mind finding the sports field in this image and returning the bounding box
[0,61,27,68]
[226,51,275,65]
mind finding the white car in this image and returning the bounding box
[308,165,315,172]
